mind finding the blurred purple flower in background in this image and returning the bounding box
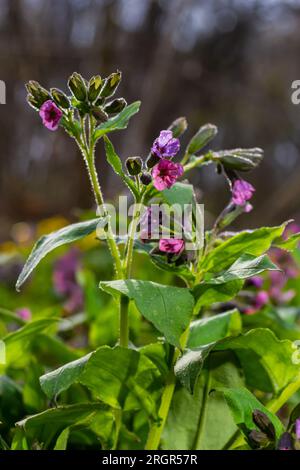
[53,248,83,313]
[39,100,63,131]
[151,130,180,159]
[232,179,255,210]
[16,307,32,321]
[152,159,183,190]
[295,419,300,439]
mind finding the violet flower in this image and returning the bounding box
[159,238,184,254]
[246,276,264,289]
[232,179,255,209]
[16,308,32,321]
[53,248,83,313]
[295,419,300,439]
[151,130,180,159]
[39,100,63,131]
[152,159,183,191]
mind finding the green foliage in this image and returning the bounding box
[93,101,141,141]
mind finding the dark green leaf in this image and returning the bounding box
[193,280,244,309]
[100,280,195,347]
[93,101,141,141]
[16,218,106,291]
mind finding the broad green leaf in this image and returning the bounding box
[16,403,113,450]
[16,218,107,290]
[204,254,278,285]
[200,223,287,273]
[40,352,92,399]
[193,279,244,309]
[188,309,242,348]
[215,328,298,393]
[176,328,298,394]
[79,347,160,416]
[218,387,284,441]
[40,346,161,417]
[93,101,141,141]
[163,352,243,450]
[100,280,195,347]
[149,254,196,283]
[273,232,300,251]
[103,136,138,198]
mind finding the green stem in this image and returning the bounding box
[145,327,190,450]
[119,295,129,348]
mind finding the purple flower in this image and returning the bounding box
[152,159,183,191]
[151,130,180,159]
[253,291,269,309]
[247,276,264,289]
[278,432,293,450]
[16,308,32,321]
[39,100,63,131]
[232,179,255,207]
[53,248,83,313]
[296,419,300,439]
[159,238,184,254]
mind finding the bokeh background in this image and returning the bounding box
[1,0,300,243]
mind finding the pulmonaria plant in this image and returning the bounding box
[12,70,300,451]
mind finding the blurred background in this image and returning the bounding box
[1,0,300,243]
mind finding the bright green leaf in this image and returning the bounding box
[100,280,195,347]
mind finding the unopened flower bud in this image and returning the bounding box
[88,75,102,103]
[104,98,127,115]
[146,153,160,169]
[248,430,269,449]
[252,409,276,440]
[51,88,70,109]
[126,157,143,176]
[140,172,152,186]
[68,72,87,102]
[25,81,50,108]
[187,124,218,155]
[100,71,122,98]
[277,432,293,450]
[168,116,188,138]
[91,107,108,123]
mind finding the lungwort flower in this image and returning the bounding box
[152,159,183,190]
[159,238,184,254]
[151,130,180,159]
[39,100,63,131]
[232,179,255,211]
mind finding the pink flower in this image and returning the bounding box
[296,419,300,439]
[232,179,255,207]
[151,130,180,159]
[253,291,269,309]
[16,308,32,321]
[152,159,183,191]
[159,238,184,254]
[39,100,63,131]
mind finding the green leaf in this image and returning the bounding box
[16,218,107,291]
[192,280,244,309]
[218,387,284,441]
[54,428,70,450]
[163,352,243,450]
[243,307,300,342]
[93,101,141,141]
[100,280,195,347]
[273,232,300,251]
[3,318,58,365]
[215,328,298,393]
[200,223,287,273]
[188,309,242,349]
[0,307,25,325]
[203,254,278,284]
[103,136,138,198]
[186,124,218,155]
[176,328,298,394]
[40,346,161,417]
[40,352,92,399]
[16,403,113,450]
[162,182,194,208]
